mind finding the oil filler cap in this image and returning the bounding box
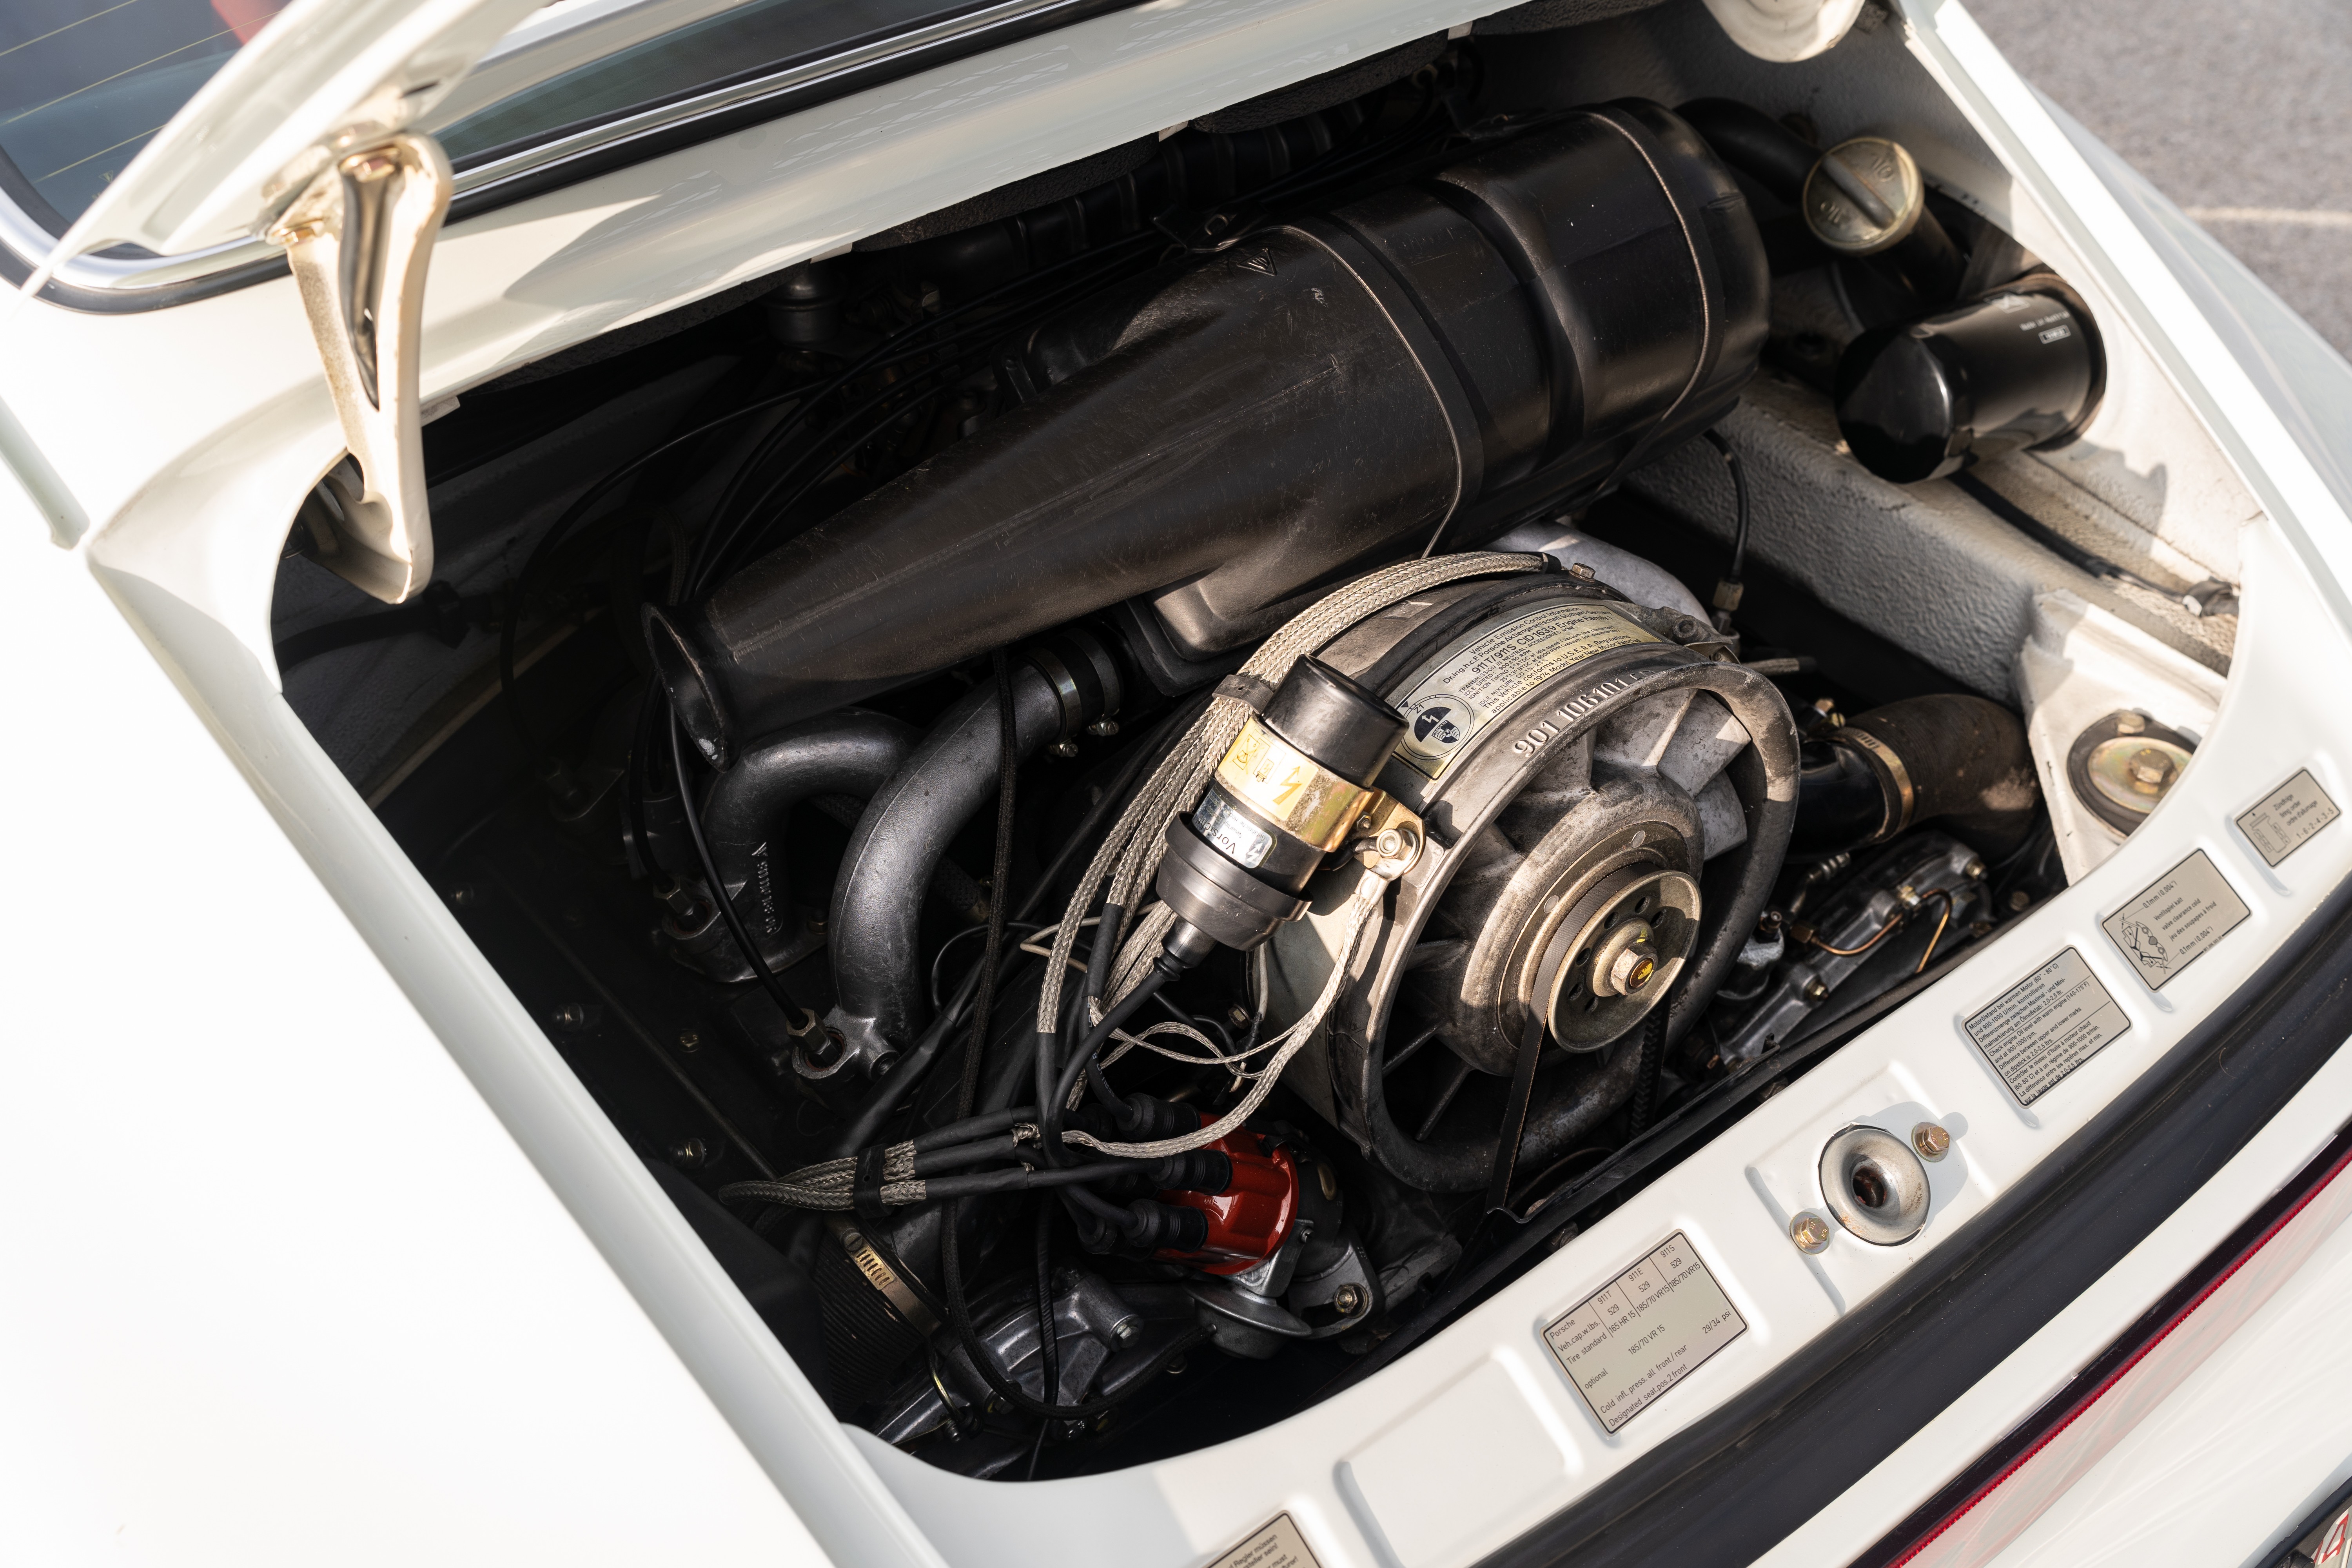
[1818,1125,1930,1245]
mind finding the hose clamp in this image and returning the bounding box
[829,1218,939,1334]
[1022,644,1086,738]
[1838,728,1915,842]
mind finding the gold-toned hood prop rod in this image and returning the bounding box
[267,132,451,604]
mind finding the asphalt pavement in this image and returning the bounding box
[1966,0,2352,356]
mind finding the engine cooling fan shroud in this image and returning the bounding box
[1263,574,1800,1192]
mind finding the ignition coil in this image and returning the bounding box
[1156,658,1410,960]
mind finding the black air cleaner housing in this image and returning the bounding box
[651,100,1769,751]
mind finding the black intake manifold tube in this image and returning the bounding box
[697,710,917,980]
[650,100,1766,749]
[1794,694,2040,856]
[825,635,1120,1067]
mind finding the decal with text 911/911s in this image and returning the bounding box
[1964,947,2131,1106]
[1387,600,1659,781]
[1543,1232,1746,1434]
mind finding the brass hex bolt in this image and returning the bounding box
[1912,1122,1951,1161]
[1791,1212,1833,1253]
[2127,747,2178,795]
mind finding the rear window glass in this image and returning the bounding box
[432,2,1019,169]
[0,0,287,228]
[0,0,1058,235]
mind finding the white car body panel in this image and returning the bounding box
[0,478,837,1566]
[1758,1027,2352,1567]
[4,0,2351,1563]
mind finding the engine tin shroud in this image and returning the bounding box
[1269,577,1798,1191]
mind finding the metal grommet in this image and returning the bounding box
[1819,1125,1931,1245]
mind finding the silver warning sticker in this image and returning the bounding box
[1964,947,2130,1104]
[1543,1232,1745,1434]
[1207,1514,1323,1568]
[1388,600,1659,780]
[2101,849,2251,989]
[1194,789,1274,869]
[2238,769,2341,867]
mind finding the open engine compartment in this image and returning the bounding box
[267,0,2250,1486]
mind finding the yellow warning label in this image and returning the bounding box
[1389,601,1658,780]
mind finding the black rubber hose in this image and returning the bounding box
[909,1106,1036,1153]
[919,1160,1164,1199]
[1700,427,1751,586]
[1677,98,1818,202]
[909,1136,1027,1176]
[1034,901,1125,1163]
[1794,694,2040,857]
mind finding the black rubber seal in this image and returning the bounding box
[1479,865,2352,1568]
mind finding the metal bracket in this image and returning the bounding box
[1351,795,1426,881]
[267,133,451,604]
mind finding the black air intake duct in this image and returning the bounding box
[649,101,1768,761]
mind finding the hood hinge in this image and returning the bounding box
[266,132,450,605]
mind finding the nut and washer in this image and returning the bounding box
[1791,1212,1833,1254]
[1911,1122,1951,1161]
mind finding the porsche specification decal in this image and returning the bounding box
[1964,947,2131,1105]
[2100,849,2250,990]
[1387,601,1658,780]
[2238,769,2341,866]
[1543,1232,1745,1434]
[1207,1514,1323,1568]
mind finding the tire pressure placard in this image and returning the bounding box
[1964,947,2130,1105]
[1543,1232,1745,1433]
[2099,849,2250,990]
